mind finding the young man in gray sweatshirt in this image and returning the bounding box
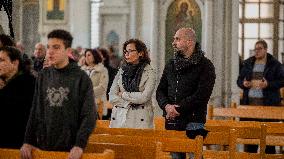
[20,29,96,159]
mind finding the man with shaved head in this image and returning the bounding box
[156,28,216,158]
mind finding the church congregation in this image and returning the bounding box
[0,0,284,159]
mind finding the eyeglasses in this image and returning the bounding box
[123,49,137,54]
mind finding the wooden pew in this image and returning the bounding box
[159,136,203,159]
[155,142,171,159]
[87,135,164,159]
[96,98,104,120]
[0,148,20,159]
[205,121,267,158]
[32,149,115,159]
[207,104,284,155]
[0,148,115,159]
[93,126,231,158]
[206,120,284,145]
[207,104,284,120]
[207,120,284,157]
[86,142,154,159]
[153,116,284,157]
[203,126,231,159]
[153,117,282,146]
[96,120,110,128]
[93,127,188,139]
[92,124,272,158]
[203,123,267,159]
[88,132,203,159]
[154,116,165,130]
[263,122,284,146]
[229,124,267,159]
[263,122,284,159]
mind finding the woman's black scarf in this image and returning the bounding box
[121,62,147,92]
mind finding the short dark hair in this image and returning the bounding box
[0,34,15,47]
[84,48,102,65]
[255,39,267,49]
[122,39,151,64]
[0,46,23,70]
[47,29,73,48]
[97,47,110,66]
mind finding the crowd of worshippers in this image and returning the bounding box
[0,27,283,159]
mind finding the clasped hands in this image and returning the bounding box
[165,104,180,120]
[243,78,268,89]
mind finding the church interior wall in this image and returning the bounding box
[69,0,91,48]
[0,0,252,112]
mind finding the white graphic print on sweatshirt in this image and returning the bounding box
[46,87,69,107]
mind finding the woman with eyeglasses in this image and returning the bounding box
[109,39,156,128]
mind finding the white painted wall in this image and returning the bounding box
[38,0,90,48]
[139,0,152,47]
[69,0,91,48]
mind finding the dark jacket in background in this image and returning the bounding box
[24,62,95,151]
[0,72,35,148]
[33,57,44,72]
[237,53,284,106]
[106,65,118,100]
[156,48,216,130]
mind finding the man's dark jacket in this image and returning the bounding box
[237,53,284,106]
[156,46,216,130]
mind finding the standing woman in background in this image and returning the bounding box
[97,47,118,120]
[109,39,156,129]
[82,49,109,118]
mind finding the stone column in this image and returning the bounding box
[0,8,9,34]
[129,0,137,38]
[225,0,240,106]
[150,0,163,116]
[69,0,91,48]
[12,0,22,41]
[150,0,159,72]
[22,0,40,56]
[206,0,239,107]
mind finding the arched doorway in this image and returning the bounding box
[165,0,202,62]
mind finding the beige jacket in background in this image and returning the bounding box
[82,63,109,115]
